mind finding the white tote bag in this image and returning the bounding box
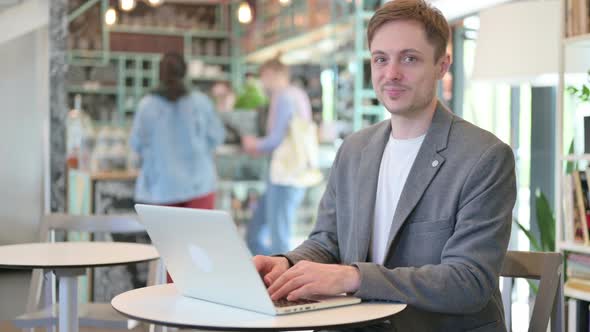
[270,114,323,187]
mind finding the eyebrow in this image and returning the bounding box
[401,48,423,55]
[371,48,424,56]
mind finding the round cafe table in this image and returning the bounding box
[0,242,159,332]
[112,283,407,331]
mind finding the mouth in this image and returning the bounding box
[383,86,407,98]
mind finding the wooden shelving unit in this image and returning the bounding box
[556,1,590,328]
[66,0,235,123]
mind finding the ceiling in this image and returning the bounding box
[0,0,21,12]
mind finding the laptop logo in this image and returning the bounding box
[188,244,214,273]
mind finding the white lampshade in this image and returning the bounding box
[472,0,590,86]
[430,0,512,21]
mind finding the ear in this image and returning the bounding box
[437,54,451,79]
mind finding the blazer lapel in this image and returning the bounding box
[354,121,391,262]
[383,103,454,262]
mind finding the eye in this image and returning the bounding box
[402,56,417,64]
[373,56,387,64]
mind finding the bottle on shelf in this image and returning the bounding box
[66,94,95,170]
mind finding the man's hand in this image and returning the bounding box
[252,255,290,287]
[267,261,361,301]
[241,135,259,156]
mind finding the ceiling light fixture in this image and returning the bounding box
[105,7,118,25]
[146,0,164,7]
[119,0,136,12]
[237,2,252,24]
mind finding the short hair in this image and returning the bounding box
[367,0,450,61]
[158,52,187,101]
[160,52,187,81]
[259,56,289,77]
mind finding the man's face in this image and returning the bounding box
[259,68,274,93]
[370,20,449,116]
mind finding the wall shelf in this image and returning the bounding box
[189,56,232,65]
[108,25,229,39]
[558,241,590,255]
[67,86,118,94]
[565,284,590,302]
[563,33,590,48]
[560,154,590,162]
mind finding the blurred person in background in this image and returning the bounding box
[130,52,225,211]
[242,57,321,256]
[210,80,235,113]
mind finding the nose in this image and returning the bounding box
[384,63,403,81]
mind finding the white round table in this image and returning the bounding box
[112,284,406,331]
[0,242,159,332]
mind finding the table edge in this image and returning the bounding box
[0,257,158,270]
[111,300,406,331]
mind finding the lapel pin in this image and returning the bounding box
[431,160,439,167]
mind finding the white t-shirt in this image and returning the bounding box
[371,133,425,264]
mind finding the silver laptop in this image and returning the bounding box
[134,204,361,316]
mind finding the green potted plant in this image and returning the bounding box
[514,190,555,252]
[566,70,590,103]
[514,143,575,251]
[513,142,575,292]
[234,77,268,111]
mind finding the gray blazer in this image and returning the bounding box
[285,103,516,332]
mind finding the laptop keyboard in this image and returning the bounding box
[273,298,319,308]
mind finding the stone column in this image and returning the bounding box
[49,0,68,212]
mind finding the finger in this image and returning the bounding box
[287,282,320,301]
[264,264,287,286]
[252,256,272,276]
[270,275,309,301]
[252,256,266,273]
[267,268,302,295]
[286,283,316,301]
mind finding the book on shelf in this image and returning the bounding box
[568,264,590,277]
[572,170,590,244]
[568,268,590,280]
[566,254,590,281]
[580,169,590,238]
[570,253,590,265]
[567,277,590,292]
[564,173,576,243]
[572,170,590,245]
[566,0,574,37]
[567,297,590,332]
[583,0,590,36]
[566,0,590,37]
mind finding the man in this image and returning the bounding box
[252,0,516,331]
[241,58,319,256]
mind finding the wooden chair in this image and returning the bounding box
[501,250,564,332]
[12,213,165,332]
